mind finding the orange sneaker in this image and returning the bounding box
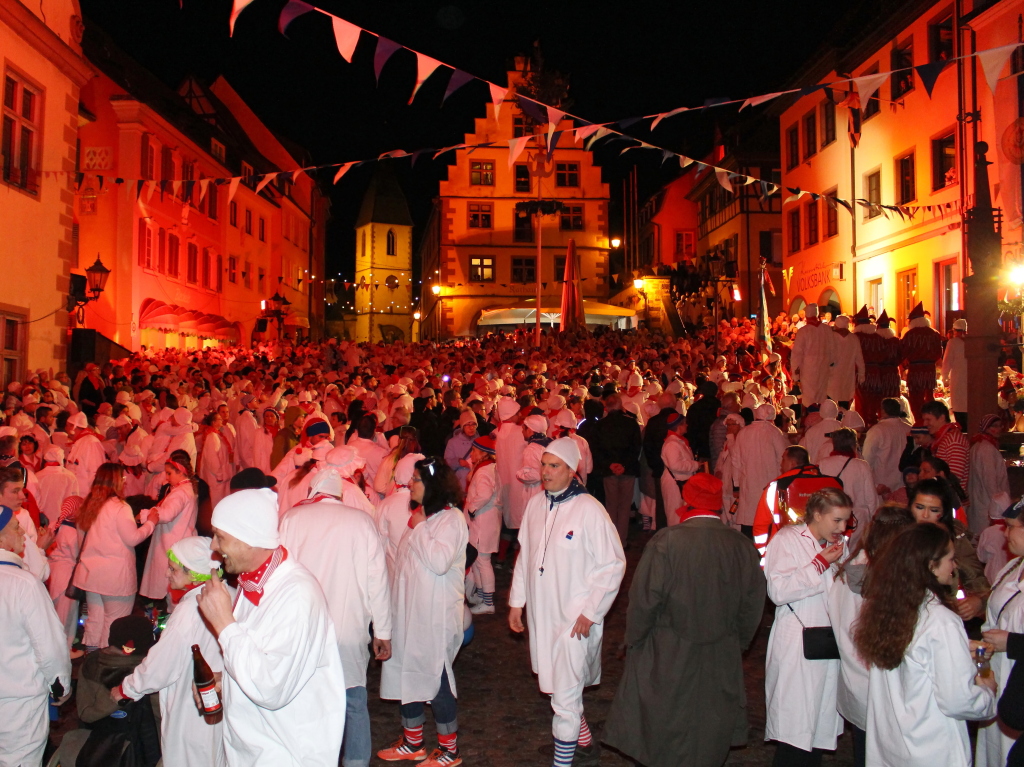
[421,748,462,767]
[377,739,428,761]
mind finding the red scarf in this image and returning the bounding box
[169,581,201,605]
[467,456,495,485]
[237,546,287,606]
[971,432,1000,448]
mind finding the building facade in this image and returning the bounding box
[0,0,93,386]
[418,57,614,339]
[71,27,326,353]
[779,0,1021,333]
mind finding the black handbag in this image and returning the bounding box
[65,524,86,602]
[788,604,840,660]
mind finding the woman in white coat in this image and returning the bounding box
[855,523,997,767]
[660,413,699,525]
[251,408,279,475]
[47,495,84,651]
[464,435,501,614]
[73,463,158,649]
[379,457,468,767]
[138,456,198,603]
[115,537,227,767]
[732,404,790,535]
[377,452,424,578]
[763,487,852,766]
[197,412,232,509]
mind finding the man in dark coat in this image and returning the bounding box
[683,381,721,461]
[604,473,765,767]
[593,394,642,544]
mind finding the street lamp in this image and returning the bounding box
[611,237,622,249]
[431,284,441,295]
[68,254,111,323]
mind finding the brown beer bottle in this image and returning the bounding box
[192,644,223,724]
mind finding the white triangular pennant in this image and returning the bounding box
[740,91,791,111]
[978,44,1018,97]
[198,178,209,204]
[546,106,565,140]
[408,52,444,104]
[650,107,688,130]
[328,14,362,63]
[574,124,601,143]
[255,173,276,195]
[507,135,532,169]
[852,71,889,103]
[489,83,508,122]
[227,177,241,203]
[229,0,257,36]
[333,161,357,184]
[678,156,694,169]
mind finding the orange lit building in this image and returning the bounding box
[0,0,93,385]
[418,57,622,339]
[778,0,1021,332]
[71,26,326,352]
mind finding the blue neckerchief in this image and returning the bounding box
[546,478,588,509]
[527,433,551,448]
[0,560,22,568]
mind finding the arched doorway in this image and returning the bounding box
[788,296,807,317]
[818,288,841,320]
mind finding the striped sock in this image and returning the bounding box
[641,514,653,531]
[553,738,577,767]
[578,715,593,747]
[404,724,423,748]
[482,591,494,606]
[437,731,458,753]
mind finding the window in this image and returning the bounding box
[514,211,534,243]
[929,13,954,63]
[187,243,199,283]
[513,115,529,138]
[891,38,914,99]
[897,268,918,330]
[512,257,536,283]
[932,132,956,189]
[470,160,494,185]
[936,258,960,330]
[806,199,819,245]
[825,189,839,238]
[468,203,492,228]
[759,230,783,265]
[228,256,238,284]
[386,228,397,254]
[207,180,218,220]
[788,208,801,253]
[245,209,252,235]
[167,234,180,277]
[2,72,41,192]
[181,160,195,206]
[867,278,884,317]
[140,134,156,180]
[1,312,24,390]
[560,204,584,231]
[161,146,174,199]
[555,162,579,187]
[258,267,266,294]
[554,256,566,282]
[215,254,223,292]
[201,248,212,289]
[865,171,881,218]
[137,219,152,268]
[258,216,266,242]
[157,228,166,273]
[863,66,881,118]
[822,98,836,146]
[229,200,237,227]
[241,161,254,188]
[210,139,225,163]
[469,256,495,282]
[243,260,252,289]
[896,153,916,204]
[785,124,799,170]
[515,164,530,193]
[674,230,696,260]
[277,175,292,198]
[803,111,817,159]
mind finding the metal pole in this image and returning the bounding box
[535,152,543,347]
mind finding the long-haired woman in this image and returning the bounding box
[763,487,852,767]
[379,457,468,767]
[826,503,916,767]
[856,523,996,766]
[138,455,199,606]
[375,426,421,498]
[197,411,231,508]
[73,463,158,649]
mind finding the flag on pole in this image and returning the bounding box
[759,259,773,356]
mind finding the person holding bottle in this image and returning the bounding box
[114,536,227,767]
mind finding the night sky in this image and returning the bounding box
[79,0,853,279]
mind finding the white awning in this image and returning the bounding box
[477,299,635,327]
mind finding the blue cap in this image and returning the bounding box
[1004,496,1024,520]
[305,420,331,437]
[0,505,13,532]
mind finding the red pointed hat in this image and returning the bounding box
[877,309,892,327]
[908,302,925,320]
[853,305,871,324]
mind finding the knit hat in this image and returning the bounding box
[108,615,157,655]
[230,468,277,491]
[524,414,548,434]
[544,437,581,472]
[305,419,331,438]
[211,488,280,549]
[978,414,1001,433]
[458,410,478,429]
[667,412,685,430]
[472,435,496,455]
[682,472,723,512]
[168,536,221,581]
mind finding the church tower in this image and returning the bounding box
[354,163,414,343]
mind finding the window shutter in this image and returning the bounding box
[138,218,148,266]
[141,134,150,179]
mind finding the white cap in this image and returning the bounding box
[834,315,850,330]
[627,372,643,388]
[524,414,548,434]
[755,403,776,421]
[169,536,220,578]
[324,446,366,478]
[544,437,581,472]
[212,488,280,549]
[395,452,424,486]
[68,412,89,429]
[819,399,839,420]
[953,318,967,331]
[43,446,65,464]
[497,398,520,421]
[552,410,578,429]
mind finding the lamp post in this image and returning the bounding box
[515,199,564,347]
[68,255,111,323]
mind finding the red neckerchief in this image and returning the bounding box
[467,455,495,484]
[169,581,201,605]
[237,546,287,606]
[85,373,103,390]
[677,507,721,523]
[71,429,96,445]
[971,432,1000,448]
[934,422,961,447]
[262,424,279,438]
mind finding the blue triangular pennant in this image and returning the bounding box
[442,70,474,103]
[915,61,949,98]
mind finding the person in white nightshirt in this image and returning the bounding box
[817,428,878,550]
[660,413,700,526]
[138,456,199,604]
[376,452,424,579]
[251,408,279,475]
[35,445,79,527]
[517,414,550,507]
[115,537,227,767]
[197,488,346,767]
[509,438,626,767]
[464,434,501,614]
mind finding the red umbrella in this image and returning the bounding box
[559,239,586,334]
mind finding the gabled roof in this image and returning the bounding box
[356,162,413,227]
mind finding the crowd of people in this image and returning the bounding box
[2,298,1024,767]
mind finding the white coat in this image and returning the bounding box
[121,588,226,767]
[764,524,844,751]
[348,436,388,493]
[976,557,1024,767]
[969,440,1011,536]
[139,480,198,600]
[660,433,699,525]
[863,417,911,494]
[826,331,865,404]
[495,421,528,529]
[235,410,259,470]
[790,321,835,406]
[803,418,842,464]
[817,455,878,549]
[380,506,467,704]
[198,431,232,510]
[16,508,49,581]
[0,549,71,767]
[67,432,106,494]
[35,465,79,527]
[865,594,996,767]
[219,556,346,767]
[252,427,275,475]
[509,488,626,694]
[942,335,968,413]
[376,489,412,577]
[73,498,156,596]
[517,440,547,505]
[825,560,868,730]
[280,498,392,689]
[465,461,501,554]
[732,421,790,526]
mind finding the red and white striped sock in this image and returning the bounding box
[578,715,593,747]
[438,731,458,753]
[404,724,424,748]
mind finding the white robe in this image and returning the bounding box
[866,594,996,767]
[67,432,106,494]
[252,428,275,475]
[0,549,71,767]
[380,506,467,704]
[199,431,232,510]
[121,588,226,767]
[219,557,346,767]
[790,322,835,406]
[15,508,49,581]
[969,440,1011,535]
[817,455,878,549]
[826,331,865,403]
[941,335,968,413]
[862,417,911,494]
[376,489,412,577]
[509,488,626,694]
[803,418,842,465]
[139,481,198,600]
[465,462,501,554]
[495,421,528,529]
[731,421,790,526]
[280,499,392,689]
[516,441,547,506]
[35,465,79,528]
[764,524,844,751]
[825,562,868,731]
[235,410,259,470]
[660,434,699,525]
